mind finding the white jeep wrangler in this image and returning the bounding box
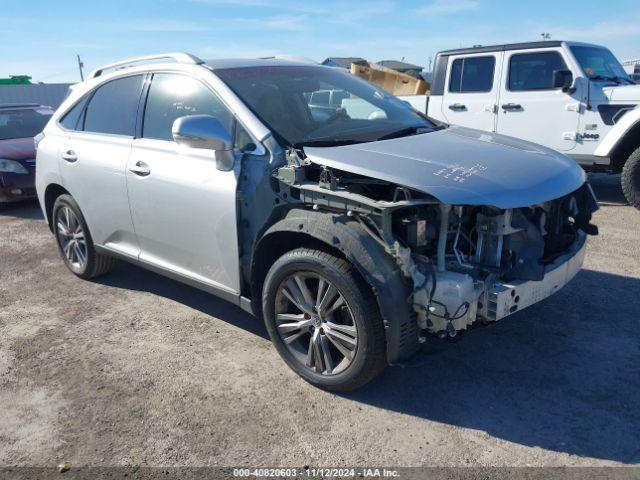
[424,41,640,209]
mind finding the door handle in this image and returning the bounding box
[129,161,151,177]
[501,103,522,110]
[448,103,467,111]
[61,150,77,162]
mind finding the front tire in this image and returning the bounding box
[52,194,115,279]
[262,248,386,391]
[621,146,640,210]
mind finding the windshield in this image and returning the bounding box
[570,46,631,83]
[0,108,53,140]
[215,65,439,147]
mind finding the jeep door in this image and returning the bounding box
[440,53,502,132]
[57,75,144,258]
[496,48,581,152]
[125,72,241,295]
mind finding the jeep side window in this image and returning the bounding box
[83,75,144,136]
[449,56,495,93]
[508,52,567,91]
[142,73,233,142]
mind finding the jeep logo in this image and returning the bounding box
[579,133,600,140]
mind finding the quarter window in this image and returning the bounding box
[83,75,143,135]
[449,56,495,93]
[59,97,88,131]
[508,52,568,91]
[142,73,233,141]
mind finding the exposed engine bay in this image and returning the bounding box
[274,149,599,339]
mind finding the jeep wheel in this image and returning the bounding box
[621,146,640,210]
[53,194,116,279]
[262,248,386,391]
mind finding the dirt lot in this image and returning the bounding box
[1,174,639,468]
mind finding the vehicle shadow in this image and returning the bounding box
[588,172,628,206]
[95,260,640,462]
[0,199,44,219]
[347,268,640,463]
[93,261,268,340]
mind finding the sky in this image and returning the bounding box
[1,0,639,83]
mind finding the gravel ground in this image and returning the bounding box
[1,174,639,468]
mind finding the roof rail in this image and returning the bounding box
[0,103,45,109]
[88,53,204,79]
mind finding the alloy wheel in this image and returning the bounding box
[56,206,87,271]
[275,272,358,375]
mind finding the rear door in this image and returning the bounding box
[496,49,581,152]
[58,74,144,258]
[440,53,502,131]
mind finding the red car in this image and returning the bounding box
[0,103,53,206]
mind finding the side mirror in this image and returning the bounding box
[553,69,574,92]
[172,115,234,171]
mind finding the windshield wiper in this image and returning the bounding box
[590,75,621,84]
[294,138,364,148]
[376,125,435,141]
[615,76,636,85]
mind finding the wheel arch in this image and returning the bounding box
[43,183,70,231]
[595,109,640,172]
[251,208,419,364]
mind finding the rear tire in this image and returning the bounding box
[262,248,386,392]
[52,194,116,279]
[621,146,640,210]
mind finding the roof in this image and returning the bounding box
[205,57,324,70]
[438,41,564,56]
[321,57,366,69]
[437,40,603,57]
[377,60,423,71]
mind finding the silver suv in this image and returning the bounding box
[36,53,598,391]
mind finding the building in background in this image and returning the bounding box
[0,83,72,109]
[377,60,423,78]
[0,76,33,85]
[321,57,367,69]
[622,59,640,74]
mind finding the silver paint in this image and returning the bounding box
[305,126,587,208]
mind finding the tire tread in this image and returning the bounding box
[621,146,640,210]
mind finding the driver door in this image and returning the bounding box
[496,49,581,152]
[126,72,241,294]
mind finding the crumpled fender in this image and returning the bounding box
[594,106,640,157]
[257,208,420,364]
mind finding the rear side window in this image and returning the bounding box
[142,73,233,141]
[508,52,567,91]
[449,56,495,93]
[309,90,330,106]
[83,75,143,136]
[59,97,88,131]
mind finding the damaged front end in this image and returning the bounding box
[274,148,599,345]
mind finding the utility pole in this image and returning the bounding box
[76,54,84,81]
[428,56,432,73]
